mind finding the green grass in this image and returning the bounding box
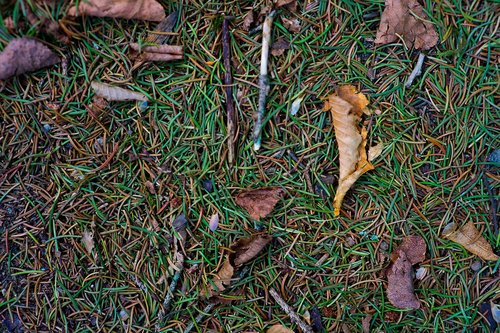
[0,0,499,332]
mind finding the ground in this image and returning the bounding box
[0,0,499,332]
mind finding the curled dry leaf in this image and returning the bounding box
[235,187,284,220]
[208,234,272,297]
[91,81,147,102]
[267,324,294,333]
[324,85,381,216]
[82,230,94,253]
[130,42,183,62]
[68,0,166,21]
[0,38,60,80]
[375,0,439,50]
[275,0,297,12]
[282,17,301,32]
[442,222,499,261]
[386,236,426,309]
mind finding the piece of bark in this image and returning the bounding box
[68,0,166,21]
[235,187,284,220]
[386,236,426,309]
[375,0,439,50]
[0,38,59,80]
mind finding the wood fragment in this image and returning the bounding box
[223,17,236,165]
[269,288,314,333]
[182,303,215,333]
[405,52,425,88]
[253,10,276,151]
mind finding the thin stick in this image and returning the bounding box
[269,288,314,333]
[405,52,425,88]
[182,303,215,333]
[223,17,236,165]
[253,10,276,151]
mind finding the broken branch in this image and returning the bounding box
[405,52,425,88]
[269,288,314,333]
[223,17,236,165]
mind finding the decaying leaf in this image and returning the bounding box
[442,222,499,261]
[145,180,155,194]
[275,0,297,12]
[242,10,256,31]
[375,0,439,50]
[282,17,301,32]
[91,81,148,102]
[235,187,284,220]
[324,85,381,216]
[130,43,183,55]
[361,314,372,333]
[0,38,60,80]
[68,0,166,21]
[208,234,272,296]
[82,230,94,253]
[271,38,290,56]
[267,324,294,333]
[386,236,426,309]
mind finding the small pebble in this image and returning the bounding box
[415,266,427,280]
[42,124,52,132]
[201,179,214,192]
[471,261,482,272]
[380,241,389,251]
[139,101,148,110]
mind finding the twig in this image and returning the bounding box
[223,17,236,165]
[405,52,425,88]
[156,258,184,331]
[253,10,276,151]
[182,303,215,333]
[269,288,314,333]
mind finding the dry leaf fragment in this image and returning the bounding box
[242,10,256,31]
[361,314,372,333]
[375,0,439,50]
[325,85,380,216]
[208,234,272,296]
[282,17,301,32]
[235,187,284,220]
[145,180,155,194]
[130,43,183,55]
[68,0,165,21]
[442,222,499,261]
[275,0,297,12]
[0,38,59,80]
[91,81,148,102]
[386,236,426,309]
[82,230,94,253]
[267,324,294,333]
[271,38,290,56]
[209,213,219,232]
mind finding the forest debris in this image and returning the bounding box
[208,234,272,296]
[386,236,426,309]
[309,306,324,332]
[375,0,439,50]
[442,222,499,261]
[324,85,381,216]
[235,187,284,220]
[82,230,94,253]
[145,10,178,44]
[145,181,156,194]
[209,213,219,232]
[289,96,304,115]
[91,81,148,102]
[253,10,276,151]
[275,0,297,12]
[130,42,183,62]
[269,288,314,333]
[0,38,60,80]
[267,324,294,333]
[242,10,256,31]
[222,17,236,165]
[361,314,372,333]
[271,38,290,56]
[282,17,301,32]
[68,0,166,21]
[415,267,427,280]
[25,5,69,44]
[406,52,425,87]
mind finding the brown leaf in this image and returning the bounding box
[282,17,301,32]
[130,43,183,55]
[442,222,499,261]
[275,0,297,12]
[91,81,148,102]
[375,0,439,50]
[68,0,166,21]
[386,236,426,309]
[0,38,60,80]
[145,181,155,194]
[267,325,294,333]
[271,38,290,56]
[235,187,284,220]
[242,10,256,31]
[324,85,379,216]
[208,234,271,297]
[361,314,372,333]
[230,234,272,266]
[82,230,94,253]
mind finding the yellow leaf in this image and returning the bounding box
[267,324,294,333]
[443,222,499,261]
[325,85,378,216]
